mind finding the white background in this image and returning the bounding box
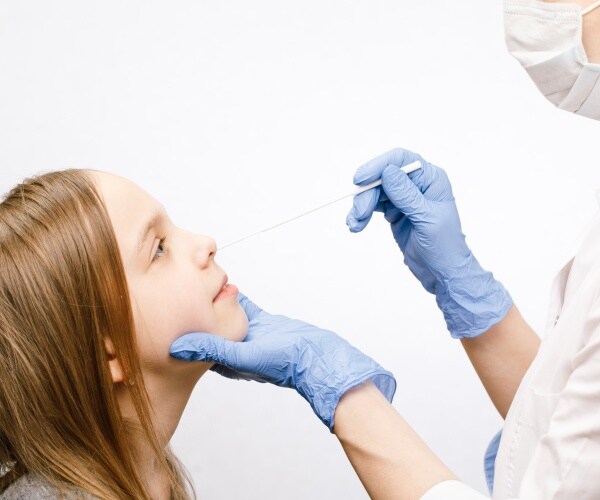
[0,1,598,498]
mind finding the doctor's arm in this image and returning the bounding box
[334,381,455,499]
[460,306,540,418]
[347,148,540,418]
[335,332,600,500]
[334,381,488,499]
[170,294,600,499]
[169,301,488,499]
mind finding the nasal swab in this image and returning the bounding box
[351,160,422,195]
[218,160,422,250]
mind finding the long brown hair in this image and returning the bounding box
[0,169,193,498]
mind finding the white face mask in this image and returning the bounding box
[504,0,600,120]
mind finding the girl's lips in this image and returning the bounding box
[213,283,239,302]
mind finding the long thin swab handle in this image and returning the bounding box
[352,160,421,195]
[218,160,422,250]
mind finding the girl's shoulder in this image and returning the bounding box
[1,474,58,499]
[1,474,94,499]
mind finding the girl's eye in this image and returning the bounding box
[153,239,166,260]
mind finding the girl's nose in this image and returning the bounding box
[192,234,217,269]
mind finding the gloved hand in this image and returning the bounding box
[346,148,512,339]
[169,294,396,431]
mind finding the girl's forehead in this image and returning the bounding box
[91,170,142,198]
[90,171,169,271]
[91,171,159,213]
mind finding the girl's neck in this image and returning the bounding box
[115,363,210,497]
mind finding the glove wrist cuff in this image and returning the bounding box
[304,368,397,432]
[435,262,513,339]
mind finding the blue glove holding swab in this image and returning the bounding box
[347,148,512,339]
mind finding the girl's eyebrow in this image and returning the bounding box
[136,210,164,258]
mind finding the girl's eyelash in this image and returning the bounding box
[153,238,166,261]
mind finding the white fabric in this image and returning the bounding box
[492,213,600,499]
[422,213,600,499]
[504,0,600,119]
[421,480,488,499]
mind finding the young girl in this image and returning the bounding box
[0,169,248,498]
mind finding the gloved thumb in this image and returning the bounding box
[346,187,380,233]
[381,165,428,222]
[169,332,240,368]
[237,292,263,320]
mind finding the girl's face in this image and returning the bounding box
[92,171,248,376]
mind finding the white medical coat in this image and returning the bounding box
[422,215,600,499]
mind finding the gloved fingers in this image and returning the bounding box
[353,149,453,204]
[380,165,429,221]
[169,332,240,368]
[210,363,268,383]
[373,199,387,214]
[237,292,263,320]
[210,363,243,380]
[383,203,405,225]
[353,148,423,185]
[403,160,454,203]
[346,188,380,232]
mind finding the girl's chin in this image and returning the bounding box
[222,313,249,343]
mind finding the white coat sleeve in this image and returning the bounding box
[420,480,489,499]
[508,315,600,499]
[422,320,600,500]
[424,312,600,500]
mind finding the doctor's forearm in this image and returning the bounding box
[334,382,456,500]
[460,305,540,419]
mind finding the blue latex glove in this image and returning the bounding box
[484,430,502,494]
[346,148,512,339]
[170,294,396,431]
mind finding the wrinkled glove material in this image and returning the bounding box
[170,294,396,431]
[346,148,512,339]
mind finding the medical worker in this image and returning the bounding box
[170,1,600,498]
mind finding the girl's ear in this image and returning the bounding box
[104,337,124,384]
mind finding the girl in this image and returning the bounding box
[0,169,248,498]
